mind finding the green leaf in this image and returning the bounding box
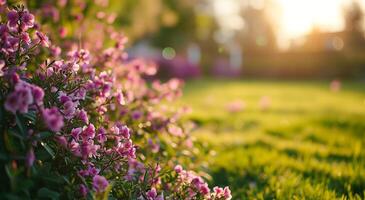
[37,188,60,200]
[38,131,54,140]
[17,179,34,191]
[5,165,15,191]
[40,142,55,159]
[8,129,25,140]
[24,111,36,123]
[0,152,7,161]
[4,194,22,200]
[15,114,26,135]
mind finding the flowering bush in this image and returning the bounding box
[0,1,231,200]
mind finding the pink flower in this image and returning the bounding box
[78,109,89,124]
[81,124,95,140]
[199,183,210,195]
[174,165,183,174]
[115,90,125,105]
[62,100,77,119]
[146,188,157,199]
[213,186,223,195]
[31,85,44,105]
[36,31,50,47]
[213,186,232,200]
[223,187,232,200]
[96,128,107,144]
[69,139,81,157]
[46,67,54,77]
[5,81,34,114]
[7,10,18,27]
[92,175,109,193]
[42,107,64,132]
[148,139,160,153]
[21,12,34,29]
[87,166,100,176]
[118,125,130,139]
[79,184,88,197]
[71,127,82,140]
[0,60,5,76]
[55,136,67,147]
[21,32,31,44]
[58,0,68,7]
[58,27,67,38]
[146,188,164,200]
[131,110,142,120]
[26,148,35,167]
[80,140,99,159]
[50,45,61,57]
[11,73,19,84]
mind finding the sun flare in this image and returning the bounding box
[277,0,362,38]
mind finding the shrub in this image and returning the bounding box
[0,2,231,200]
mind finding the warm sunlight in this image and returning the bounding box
[278,0,346,38]
[213,0,365,48]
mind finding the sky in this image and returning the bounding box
[212,0,365,48]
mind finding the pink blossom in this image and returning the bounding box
[199,183,210,195]
[31,85,44,105]
[42,107,64,132]
[71,128,82,140]
[131,110,142,120]
[148,139,160,153]
[330,79,341,92]
[174,165,183,174]
[26,148,35,167]
[213,186,232,200]
[5,81,34,113]
[58,0,68,7]
[7,10,18,27]
[223,187,232,200]
[62,100,77,119]
[115,90,125,105]
[21,12,34,29]
[21,32,31,44]
[11,73,19,84]
[78,109,89,124]
[69,140,81,157]
[146,188,157,199]
[36,31,50,47]
[118,125,130,139]
[55,136,67,147]
[146,188,164,200]
[58,27,67,38]
[79,184,88,197]
[92,175,109,193]
[81,140,99,159]
[46,67,54,77]
[81,124,96,140]
[0,60,4,76]
[96,128,107,144]
[50,45,61,57]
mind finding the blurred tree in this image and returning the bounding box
[343,1,364,33]
[238,0,278,55]
[342,0,365,51]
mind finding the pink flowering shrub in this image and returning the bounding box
[0,2,231,200]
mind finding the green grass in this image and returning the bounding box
[178,79,365,200]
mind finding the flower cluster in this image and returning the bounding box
[167,165,232,200]
[0,2,232,200]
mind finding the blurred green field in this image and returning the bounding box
[179,79,365,200]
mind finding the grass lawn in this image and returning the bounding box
[178,79,365,200]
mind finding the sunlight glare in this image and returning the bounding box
[277,0,345,39]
